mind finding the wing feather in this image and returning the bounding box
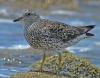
[40,19,80,43]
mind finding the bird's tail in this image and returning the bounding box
[78,25,95,36]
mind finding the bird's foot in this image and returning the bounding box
[56,65,62,74]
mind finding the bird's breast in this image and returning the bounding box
[24,29,63,50]
[24,29,43,49]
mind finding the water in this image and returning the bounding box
[0,5,100,78]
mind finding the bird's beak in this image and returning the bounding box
[13,16,23,22]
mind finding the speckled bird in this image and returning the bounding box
[13,10,95,72]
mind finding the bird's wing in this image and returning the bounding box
[40,19,80,43]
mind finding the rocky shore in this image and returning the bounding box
[10,51,100,78]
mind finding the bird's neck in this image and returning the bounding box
[24,17,41,28]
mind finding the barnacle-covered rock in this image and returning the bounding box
[10,51,100,78]
[10,72,68,78]
[31,51,100,78]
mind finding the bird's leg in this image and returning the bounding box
[57,52,62,73]
[39,51,46,72]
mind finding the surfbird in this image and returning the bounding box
[13,10,95,72]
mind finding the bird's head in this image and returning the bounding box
[13,10,40,25]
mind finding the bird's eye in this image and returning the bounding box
[25,13,31,16]
[28,13,31,15]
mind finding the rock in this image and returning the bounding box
[10,51,100,78]
[10,72,68,78]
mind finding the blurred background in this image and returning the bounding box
[0,0,100,78]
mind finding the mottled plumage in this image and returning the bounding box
[13,10,95,71]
